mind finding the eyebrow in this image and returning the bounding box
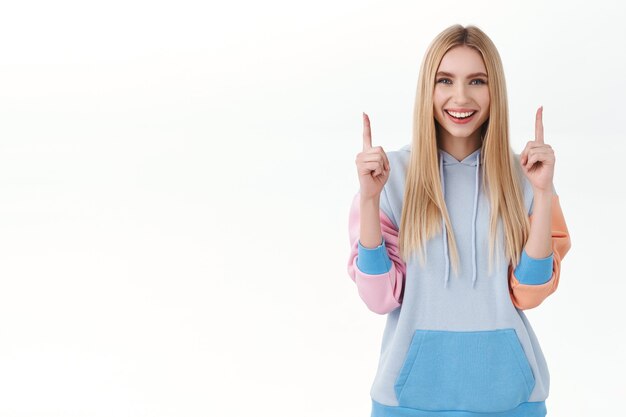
[436,71,488,78]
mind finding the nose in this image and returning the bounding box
[453,83,471,105]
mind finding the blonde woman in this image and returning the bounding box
[347,24,571,417]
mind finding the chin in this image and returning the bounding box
[452,128,480,137]
[436,116,481,138]
[442,126,481,138]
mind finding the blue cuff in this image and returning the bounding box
[357,238,393,274]
[513,248,554,285]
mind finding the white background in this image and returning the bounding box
[0,0,624,416]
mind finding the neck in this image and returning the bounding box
[436,127,483,162]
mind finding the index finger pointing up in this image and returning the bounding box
[363,112,372,151]
[535,106,544,143]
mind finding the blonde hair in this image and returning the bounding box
[398,24,529,277]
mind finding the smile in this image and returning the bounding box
[444,109,477,124]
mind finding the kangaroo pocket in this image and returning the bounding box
[394,328,535,413]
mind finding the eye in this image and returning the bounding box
[436,78,452,84]
[470,79,487,85]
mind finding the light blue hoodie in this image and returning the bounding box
[347,143,572,417]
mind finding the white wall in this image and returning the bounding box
[0,0,623,415]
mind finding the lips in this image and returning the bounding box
[444,109,477,124]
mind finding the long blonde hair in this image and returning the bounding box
[399,24,529,277]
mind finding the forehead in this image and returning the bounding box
[437,45,486,74]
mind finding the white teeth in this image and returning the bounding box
[446,110,475,118]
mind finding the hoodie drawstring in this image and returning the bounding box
[439,149,481,289]
[471,150,480,288]
[439,156,451,288]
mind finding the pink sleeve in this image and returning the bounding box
[347,191,407,314]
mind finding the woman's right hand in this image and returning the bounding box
[356,112,390,200]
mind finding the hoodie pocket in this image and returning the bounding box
[394,328,535,412]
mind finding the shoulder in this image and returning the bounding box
[385,143,411,173]
[379,144,411,228]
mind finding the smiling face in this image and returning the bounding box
[433,45,490,144]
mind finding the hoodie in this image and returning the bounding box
[347,144,571,417]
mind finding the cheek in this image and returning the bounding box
[432,90,446,115]
[480,90,490,109]
[432,101,444,123]
[432,88,444,106]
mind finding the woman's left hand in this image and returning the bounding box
[520,106,555,193]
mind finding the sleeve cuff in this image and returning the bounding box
[513,248,554,285]
[357,238,393,274]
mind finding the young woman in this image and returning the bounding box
[347,24,571,417]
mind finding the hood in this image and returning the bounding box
[438,147,482,289]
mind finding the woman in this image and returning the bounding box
[347,24,571,417]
